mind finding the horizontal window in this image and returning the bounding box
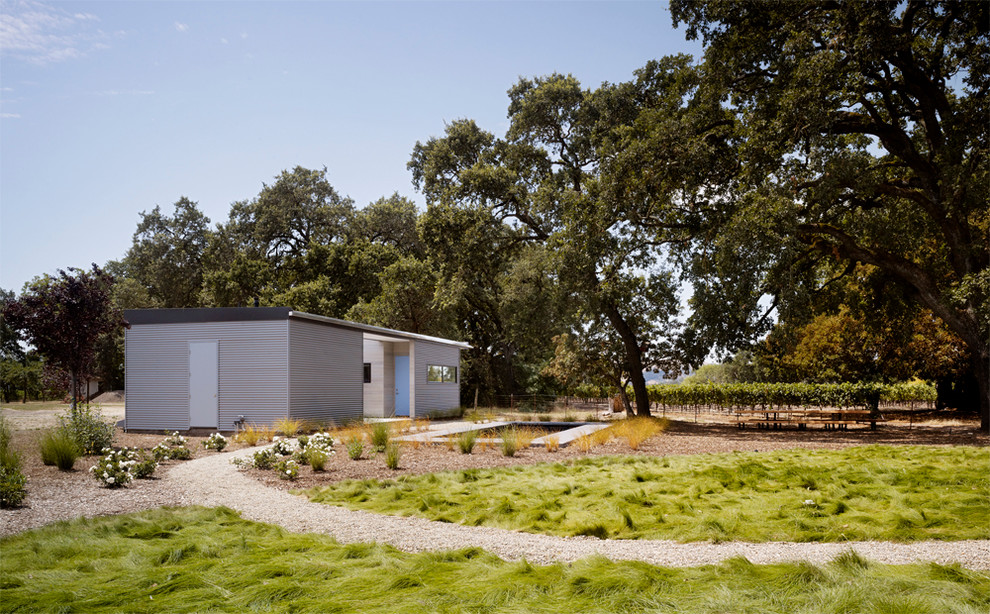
[427,364,457,383]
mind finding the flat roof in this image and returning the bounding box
[123,307,471,349]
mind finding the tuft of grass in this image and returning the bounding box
[613,417,668,450]
[573,434,594,453]
[305,445,990,543]
[236,424,261,446]
[499,428,520,457]
[39,428,81,470]
[275,418,305,438]
[2,507,988,614]
[345,435,364,460]
[457,430,477,454]
[516,427,544,449]
[544,435,560,453]
[370,422,391,451]
[384,442,401,469]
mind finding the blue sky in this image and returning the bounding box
[1,0,701,293]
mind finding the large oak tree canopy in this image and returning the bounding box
[671,0,989,430]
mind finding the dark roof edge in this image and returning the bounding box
[123,307,472,349]
[124,307,291,325]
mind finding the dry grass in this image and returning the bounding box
[544,435,560,453]
[611,417,669,450]
[573,434,594,453]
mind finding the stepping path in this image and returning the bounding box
[168,448,990,570]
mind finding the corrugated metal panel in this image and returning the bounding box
[125,321,288,431]
[288,319,364,425]
[413,340,462,416]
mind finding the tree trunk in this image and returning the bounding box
[70,369,78,415]
[975,353,989,434]
[602,302,652,417]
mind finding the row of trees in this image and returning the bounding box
[3,3,986,430]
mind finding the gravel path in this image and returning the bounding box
[168,447,990,570]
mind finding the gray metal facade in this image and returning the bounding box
[414,339,462,415]
[125,320,289,431]
[288,319,364,425]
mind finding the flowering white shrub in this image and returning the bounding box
[270,437,293,456]
[164,431,187,447]
[202,432,228,451]
[307,433,333,454]
[90,448,138,488]
[276,458,299,480]
[252,448,278,470]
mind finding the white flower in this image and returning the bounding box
[107,476,115,484]
[803,499,815,506]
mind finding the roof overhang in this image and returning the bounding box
[123,307,471,350]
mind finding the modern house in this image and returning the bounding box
[123,307,469,432]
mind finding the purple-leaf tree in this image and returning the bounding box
[2,265,125,411]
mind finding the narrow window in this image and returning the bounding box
[363,363,372,383]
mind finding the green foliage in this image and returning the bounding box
[251,448,277,470]
[56,404,116,455]
[306,448,328,472]
[275,458,299,481]
[202,432,228,451]
[647,381,934,411]
[305,446,990,543]
[346,436,364,460]
[131,452,158,479]
[0,415,26,508]
[2,507,988,613]
[38,428,80,470]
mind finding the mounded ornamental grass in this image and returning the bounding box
[1,507,987,614]
[304,445,990,542]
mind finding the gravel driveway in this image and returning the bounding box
[165,446,990,570]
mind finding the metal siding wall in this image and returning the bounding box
[288,320,364,424]
[414,340,462,415]
[125,321,288,431]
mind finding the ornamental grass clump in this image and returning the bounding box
[236,424,262,446]
[500,428,520,457]
[275,418,304,438]
[384,442,401,469]
[457,429,477,454]
[90,448,137,488]
[370,422,390,452]
[202,432,228,452]
[39,428,80,470]
[544,435,560,453]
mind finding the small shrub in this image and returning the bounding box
[297,435,309,449]
[90,448,137,488]
[57,405,115,455]
[252,448,277,470]
[163,431,187,447]
[132,451,158,479]
[562,411,577,422]
[275,418,304,438]
[384,442,401,469]
[39,429,80,470]
[371,422,391,451]
[308,432,334,450]
[276,458,300,480]
[538,414,552,422]
[457,430,477,454]
[544,435,560,453]
[346,436,364,460]
[202,432,228,451]
[0,465,27,508]
[500,428,520,457]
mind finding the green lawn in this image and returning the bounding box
[303,445,990,542]
[1,507,987,613]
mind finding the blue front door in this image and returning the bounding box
[394,355,409,416]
